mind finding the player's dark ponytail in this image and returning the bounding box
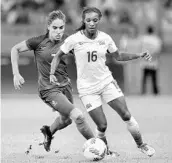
[45,29,49,37]
[76,21,86,31]
[76,7,102,31]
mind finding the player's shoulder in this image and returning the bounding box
[27,34,48,45]
[32,34,47,41]
[63,33,69,39]
[70,31,83,38]
[98,31,112,40]
[26,34,47,50]
[64,31,83,41]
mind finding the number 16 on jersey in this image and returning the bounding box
[87,51,97,62]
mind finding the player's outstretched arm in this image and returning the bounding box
[50,50,66,84]
[106,50,152,64]
[11,41,30,90]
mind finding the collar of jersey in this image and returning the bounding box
[81,30,99,40]
[45,33,66,44]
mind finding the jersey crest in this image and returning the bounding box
[98,40,105,45]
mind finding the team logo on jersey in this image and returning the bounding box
[51,54,56,57]
[51,100,58,106]
[40,46,46,50]
[98,40,105,45]
[86,103,92,109]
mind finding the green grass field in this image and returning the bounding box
[1,94,172,163]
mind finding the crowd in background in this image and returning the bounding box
[1,0,172,41]
[1,0,172,25]
[1,0,72,24]
[1,0,172,95]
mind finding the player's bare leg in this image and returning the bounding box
[50,115,72,135]
[89,107,120,158]
[108,96,155,157]
[41,112,94,152]
[39,91,94,152]
[69,108,94,140]
[95,129,120,158]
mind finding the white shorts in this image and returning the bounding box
[80,81,124,112]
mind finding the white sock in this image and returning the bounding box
[125,116,143,146]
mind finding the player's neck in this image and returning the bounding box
[48,33,61,43]
[83,30,98,40]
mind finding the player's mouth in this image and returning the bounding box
[55,35,61,39]
[89,28,95,30]
[89,28,96,32]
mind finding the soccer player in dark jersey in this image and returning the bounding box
[11,10,94,152]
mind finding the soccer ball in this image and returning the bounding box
[83,138,107,161]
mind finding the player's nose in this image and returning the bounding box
[89,21,95,26]
[55,28,61,34]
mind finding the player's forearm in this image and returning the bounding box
[50,50,66,75]
[50,55,60,75]
[106,51,142,65]
[11,47,20,75]
[116,52,141,61]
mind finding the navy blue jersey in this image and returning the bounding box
[26,34,70,91]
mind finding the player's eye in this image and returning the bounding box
[59,26,64,29]
[53,26,57,30]
[93,19,98,23]
[86,19,91,23]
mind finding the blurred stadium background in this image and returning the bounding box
[1,0,172,95]
[1,0,172,162]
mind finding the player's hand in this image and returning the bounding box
[140,51,152,61]
[50,74,60,86]
[13,74,25,90]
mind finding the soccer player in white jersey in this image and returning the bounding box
[50,7,155,157]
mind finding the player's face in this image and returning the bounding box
[48,18,65,41]
[84,12,100,34]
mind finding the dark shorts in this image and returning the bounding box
[39,84,74,112]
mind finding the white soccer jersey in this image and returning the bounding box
[61,30,118,95]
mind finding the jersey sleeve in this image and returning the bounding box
[107,35,118,53]
[60,35,75,54]
[26,35,44,51]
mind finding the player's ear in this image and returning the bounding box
[47,25,50,31]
